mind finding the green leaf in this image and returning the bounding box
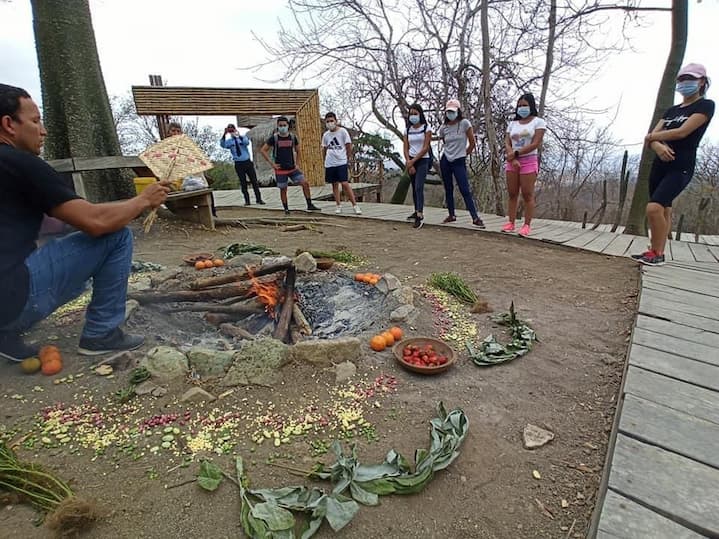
[324,495,359,531]
[251,501,295,531]
[197,460,223,491]
[349,482,379,506]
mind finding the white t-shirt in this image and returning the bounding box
[407,124,432,159]
[322,127,352,167]
[507,117,546,155]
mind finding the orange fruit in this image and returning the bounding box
[41,358,62,376]
[20,357,41,374]
[369,277,380,285]
[381,331,395,346]
[194,261,205,270]
[203,260,215,269]
[354,274,364,282]
[213,259,225,267]
[370,335,386,352]
[39,345,61,365]
[389,327,404,340]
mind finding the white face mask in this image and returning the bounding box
[326,121,336,130]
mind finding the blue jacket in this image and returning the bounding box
[220,135,251,161]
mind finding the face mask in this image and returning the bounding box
[409,114,420,125]
[517,106,531,118]
[278,126,289,135]
[326,121,336,130]
[676,80,700,97]
[446,111,458,121]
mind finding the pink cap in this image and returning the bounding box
[445,99,461,111]
[677,63,707,79]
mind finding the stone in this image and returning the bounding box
[140,346,189,381]
[293,252,317,273]
[522,424,555,449]
[150,268,181,288]
[151,386,168,397]
[128,276,152,292]
[228,253,263,269]
[222,337,290,387]
[180,387,217,403]
[187,347,236,377]
[375,273,401,294]
[390,286,414,306]
[125,299,140,321]
[134,380,158,396]
[261,255,292,267]
[334,361,357,383]
[390,304,415,322]
[291,337,362,367]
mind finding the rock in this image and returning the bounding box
[291,337,362,367]
[523,424,555,449]
[390,304,415,322]
[293,252,317,273]
[187,347,235,377]
[228,253,263,269]
[128,276,152,292]
[261,255,292,267]
[180,387,217,403]
[334,361,357,383]
[150,268,181,288]
[134,380,158,396]
[151,386,168,398]
[390,286,414,306]
[375,273,401,294]
[140,347,189,381]
[125,299,140,321]
[222,337,290,387]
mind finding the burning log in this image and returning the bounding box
[163,298,265,315]
[292,304,312,335]
[129,283,253,304]
[189,262,292,290]
[272,266,296,343]
[219,323,256,341]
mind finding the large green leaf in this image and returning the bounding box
[251,501,296,531]
[197,460,224,492]
[323,495,360,531]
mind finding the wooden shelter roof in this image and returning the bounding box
[131,86,318,116]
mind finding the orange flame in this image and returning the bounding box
[247,266,280,317]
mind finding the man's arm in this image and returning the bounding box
[260,143,280,170]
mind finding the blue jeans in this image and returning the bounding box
[440,156,479,220]
[409,158,430,213]
[2,228,133,339]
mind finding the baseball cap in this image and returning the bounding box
[445,99,461,111]
[677,63,707,79]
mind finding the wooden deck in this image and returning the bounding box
[213,189,719,537]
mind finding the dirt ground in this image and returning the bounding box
[0,208,638,539]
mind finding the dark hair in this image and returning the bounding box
[514,93,538,120]
[0,84,31,122]
[443,109,464,125]
[325,112,337,120]
[168,121,182,131]
[226,123,236,129]
[277,116,289,125]
[407,103,427,127]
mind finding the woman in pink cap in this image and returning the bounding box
[632,63,714,266]
[438,99,485,228]
[502,93,546,236]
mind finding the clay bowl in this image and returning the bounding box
[392,337,456,375]
[316,258,335,270]
[183,252,214,266]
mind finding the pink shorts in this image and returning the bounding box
[506,154,539,174]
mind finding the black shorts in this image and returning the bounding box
[648,161,693,208]
[325,164,349,184]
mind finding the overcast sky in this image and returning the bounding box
[1,0,718,150]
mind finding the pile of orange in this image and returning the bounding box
[195,258,225,270]
[355,273,381,286]
[39,345,63,376]
[369,327,404,352]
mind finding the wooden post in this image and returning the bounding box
[582,211,588,229]
[675,213,685,241]
[611,151,629,233]
[695,197,710,243]
[590,179,608,231]
[149,74,170,139]
[273,266,296,343]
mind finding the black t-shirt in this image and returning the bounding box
[0,144,80,326]
[266,134,299,171]
[655,98,715,171]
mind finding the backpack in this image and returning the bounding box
[407,123,437,170]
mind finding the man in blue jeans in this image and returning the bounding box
[0,84,171,362]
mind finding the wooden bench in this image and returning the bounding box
[165,188,215,230]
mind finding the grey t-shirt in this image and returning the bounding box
[438,119,472,162]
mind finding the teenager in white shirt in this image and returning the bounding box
[502,93,546,237]
[322,112,361,215]
[402,103,432,229]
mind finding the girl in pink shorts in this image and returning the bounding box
[502,93,546,236]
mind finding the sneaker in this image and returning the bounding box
[413,216,424,229]
[630,250,652,260]
[335,205,342,214]
[307,203,321,211]
[284,209,291,215]
[78,328,145,356]
[257,200,266,205]
[638,251,666,266]
[406,212,417,221]
[501,222,516,233]
[353,205,362,215]
[244,201,251,207]
[473,218,486,229]
[442,215,457,223]
[0,333,39,363]
[518,224,531,236]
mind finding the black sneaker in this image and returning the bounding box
[244,201,251,206]
[257,200,266,205]
[78,328,144,356]
[307,203,321,211]
[630,250,651,260]
[284,209,291,215]
[0,333,39,363]
[413,216,424,229]
[473,218,486,229]
[406,212,417,221]
[442,215,457,223]
[638,252,665,266]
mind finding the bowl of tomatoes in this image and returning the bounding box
[392,337,455,374]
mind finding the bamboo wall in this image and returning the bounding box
[295,93,323,187]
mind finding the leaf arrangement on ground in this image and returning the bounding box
[466,302,538,366]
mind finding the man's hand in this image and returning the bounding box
[272,163,282,171]
[139,182,171,209]
[653,142,675,162]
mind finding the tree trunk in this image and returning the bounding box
[624,0,688,235]
[31,0,133,202]
[538,0,557,117]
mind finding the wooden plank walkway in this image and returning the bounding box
[211,190,719,537]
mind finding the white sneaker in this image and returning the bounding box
[335,205,342,214]
[353,205,362,215]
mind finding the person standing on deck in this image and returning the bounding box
[631,63,715,266]
[220,123,265,206]
[403,103,432,229]
[322,112,362,215]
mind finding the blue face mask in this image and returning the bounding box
[676,80,700,97]
[278,126,289,135]
[409,114,420,125]
[446,111,458,121]
[517,106,531,119]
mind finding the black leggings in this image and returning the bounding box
[648,160,693,208]
[234,160,263,203]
